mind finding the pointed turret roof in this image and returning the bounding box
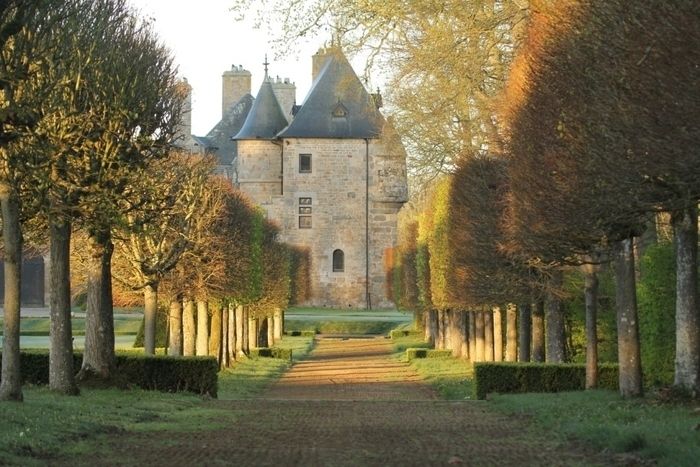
[278,49,384,139]
[233,79,288,140]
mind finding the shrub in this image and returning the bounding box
[390,329,423,339]
[249,347,293,361]
[474,362,618,399]
[0,351,218,397]
[406,348,453,360]
[133,308,168,348]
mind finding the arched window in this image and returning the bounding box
[332,249,345,272]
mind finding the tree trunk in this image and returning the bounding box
[413,310,422,332]
[584,268,599,389]
[79,231,115,382]
[450,310,464,357]
[273,308,283,342]
[235,304,245,358]
[506,303,517,362]
[248,316,258,349]
[195,300,208,356]
[461,312,470,358]
[545,270,566,363]
[531,300,545,362]
[428,310,438,347]
[493,307,503,362]
[673,206,700,392]
[221,304,229,368]
[182,299,196,356]
[475,311,485,362]
[168,297,182,356]
[518,303,532,362]
[435,310,444,350]
[468,312,476,361]
[49,220,79,395]
[0,186,23,401]
[209,303,222,364]
[484,310,494,361]
[143,284,158,355]
[227,303,236,363]
[614,237,643,397]
[267,317,274,347]
[457,312,468,359]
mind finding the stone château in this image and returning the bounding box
[180,47,408,309]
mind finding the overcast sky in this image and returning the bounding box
[127,0,320,135]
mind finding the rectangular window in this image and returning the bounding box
[299,153,312,173]
[299,206,312,214]
[299,197,312,205]
[299,216,312,229]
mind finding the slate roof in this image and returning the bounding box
[278,50,384,139]
[233,80,289,140]
[201,93,254,164]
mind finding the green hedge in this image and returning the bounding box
[284,330,317,337]
[390,329,423,340]
[474,362,619,400]
[249,347,293,361]
[406,348,453,360]
[0,351,218,397]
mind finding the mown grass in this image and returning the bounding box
[490,390,700,467]
[285,307,411,335]
[391,334,474,400]
[218,335,315,399]
[0,334,315,465]
[0,317,141,336]
[392,328,700,466]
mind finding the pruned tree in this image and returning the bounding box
[113,153,214,355]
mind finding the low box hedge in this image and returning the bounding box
[390,329,423,340]
[474,362,619,399]
[249,347,293,361]
[0,350,218,397]
[284,330,317,337]
[406,348,453,360]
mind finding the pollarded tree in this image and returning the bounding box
[113,153,215,355]
[500,0,700,395]
[0,0,81,402]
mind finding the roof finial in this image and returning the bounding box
[263,54,269,79]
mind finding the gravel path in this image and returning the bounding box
[73,336,614,466]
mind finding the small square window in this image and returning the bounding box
[299,197,312,205]
[299,206,312,214]
[299,154,312,173]
[299,216,312,229]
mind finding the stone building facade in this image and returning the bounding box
[186,47,408,309]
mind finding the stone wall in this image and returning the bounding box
[266,137,407,309]
[237,139,282,208]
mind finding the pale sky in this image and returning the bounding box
[128,0,321,135]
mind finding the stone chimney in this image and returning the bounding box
[222,65,251,117]
[175,78,192,143]
[312,46,340,82]
[271,76,296,123]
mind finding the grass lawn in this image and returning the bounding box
[0,317,141,336]
[285,306,412,334]
[0,334,315,465]
[392,331,700,466]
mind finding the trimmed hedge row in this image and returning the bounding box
[406,348,453,360]
[474,362,619,399]
[0,351,218,397]
[249,347,293,361]
[284,330,317,337]
[390,329,423,339]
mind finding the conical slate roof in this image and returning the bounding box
[278,50,384,139]
[203,93,254,164]
[234,79,288,140]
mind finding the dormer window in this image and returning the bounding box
[332,101,348,119]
